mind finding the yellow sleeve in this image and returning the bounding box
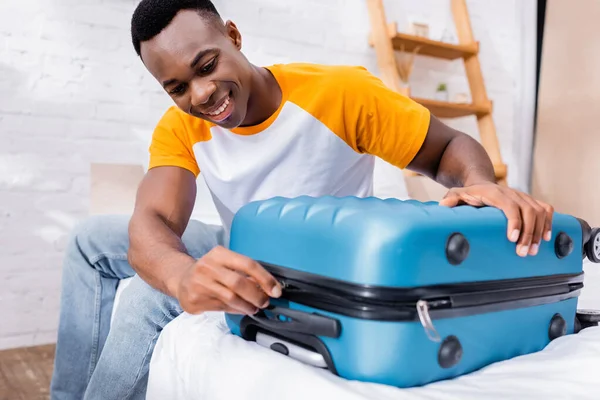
[148,107,201,177]
[342,67,431,169]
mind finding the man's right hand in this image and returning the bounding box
[173,246,283,315]
[128,166,282,315]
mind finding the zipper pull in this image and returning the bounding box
[416,300,441,343]
[278,279,289,292]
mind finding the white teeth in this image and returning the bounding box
[209,97,229,116]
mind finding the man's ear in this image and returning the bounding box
[225,20,242,50]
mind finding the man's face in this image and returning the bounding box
[140,10,250,129]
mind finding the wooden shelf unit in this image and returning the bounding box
[391,32,478,60]
[369,23,478,60]
[366,0,507,187]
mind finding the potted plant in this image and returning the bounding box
[435,83,449,101]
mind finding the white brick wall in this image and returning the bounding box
[0,0,536,349]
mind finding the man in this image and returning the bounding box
[50,0,554,399]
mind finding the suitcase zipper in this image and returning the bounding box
[276,277,581,322]
[265,263,583,322]
[417,300,444,343]
[262,261,584,304]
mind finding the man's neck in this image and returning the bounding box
[240,65,282,127]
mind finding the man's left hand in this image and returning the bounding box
[439,183,554,257]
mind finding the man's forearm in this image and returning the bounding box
[127,211,196,298]
[435,134,496,188]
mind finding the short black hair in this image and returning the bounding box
[131,0,221,57]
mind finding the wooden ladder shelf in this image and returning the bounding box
[366,0,507,185]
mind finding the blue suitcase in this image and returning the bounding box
[225,196,600,388]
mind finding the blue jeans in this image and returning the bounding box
[49,214,225,400]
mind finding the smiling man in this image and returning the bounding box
[49,0,555,399]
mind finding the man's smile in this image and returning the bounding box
[200,92,234,122]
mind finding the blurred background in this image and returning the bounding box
[0,0,598,396]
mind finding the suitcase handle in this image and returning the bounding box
[248,306,341,338]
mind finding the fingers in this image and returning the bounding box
[208,263,270,310]
[439,191,461,207]
[510,194,536,257]
[494,189,548,257]
[203,298,252,316]
[538,201,554,241]
[439,190,485,208]
[476,187,524,245]
[179,246,283,315]
[439,184,554,258]
[195,268,259,315]
[210,246,282,298]
[515,192,548,256]
[211,283,259,315]
[481,188,553,257]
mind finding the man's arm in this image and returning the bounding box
[127,166,197,295]
[127,166,281,315]
[406,115,554,258]
[406,116,496,187]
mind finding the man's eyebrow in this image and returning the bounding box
[162,78,178,88]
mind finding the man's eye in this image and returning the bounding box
[200,58,217,74]
[169,84,186,95]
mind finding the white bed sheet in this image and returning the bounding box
[147,311,600,400]
[146,261,600,399]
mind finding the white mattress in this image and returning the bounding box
[145,260,600,400]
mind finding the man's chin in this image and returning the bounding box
[215,107,245,129]
[213,119,239,129]
[185,110,235,126]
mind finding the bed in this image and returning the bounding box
[144,260,600,399]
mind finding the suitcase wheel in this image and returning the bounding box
[574,316,582,334]
[446,233,470,266]
[584,228,600,263]
[554,232,574,259]
[548,313,567,340]
[575,309,600,332]
[438,335,463,368]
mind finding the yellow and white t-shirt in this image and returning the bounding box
[148,63,431,231]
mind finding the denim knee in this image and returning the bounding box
[113,275,182,326]
[71,214,129,246]
[61,215,133,281]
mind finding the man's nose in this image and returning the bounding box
[190,80,217,107]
